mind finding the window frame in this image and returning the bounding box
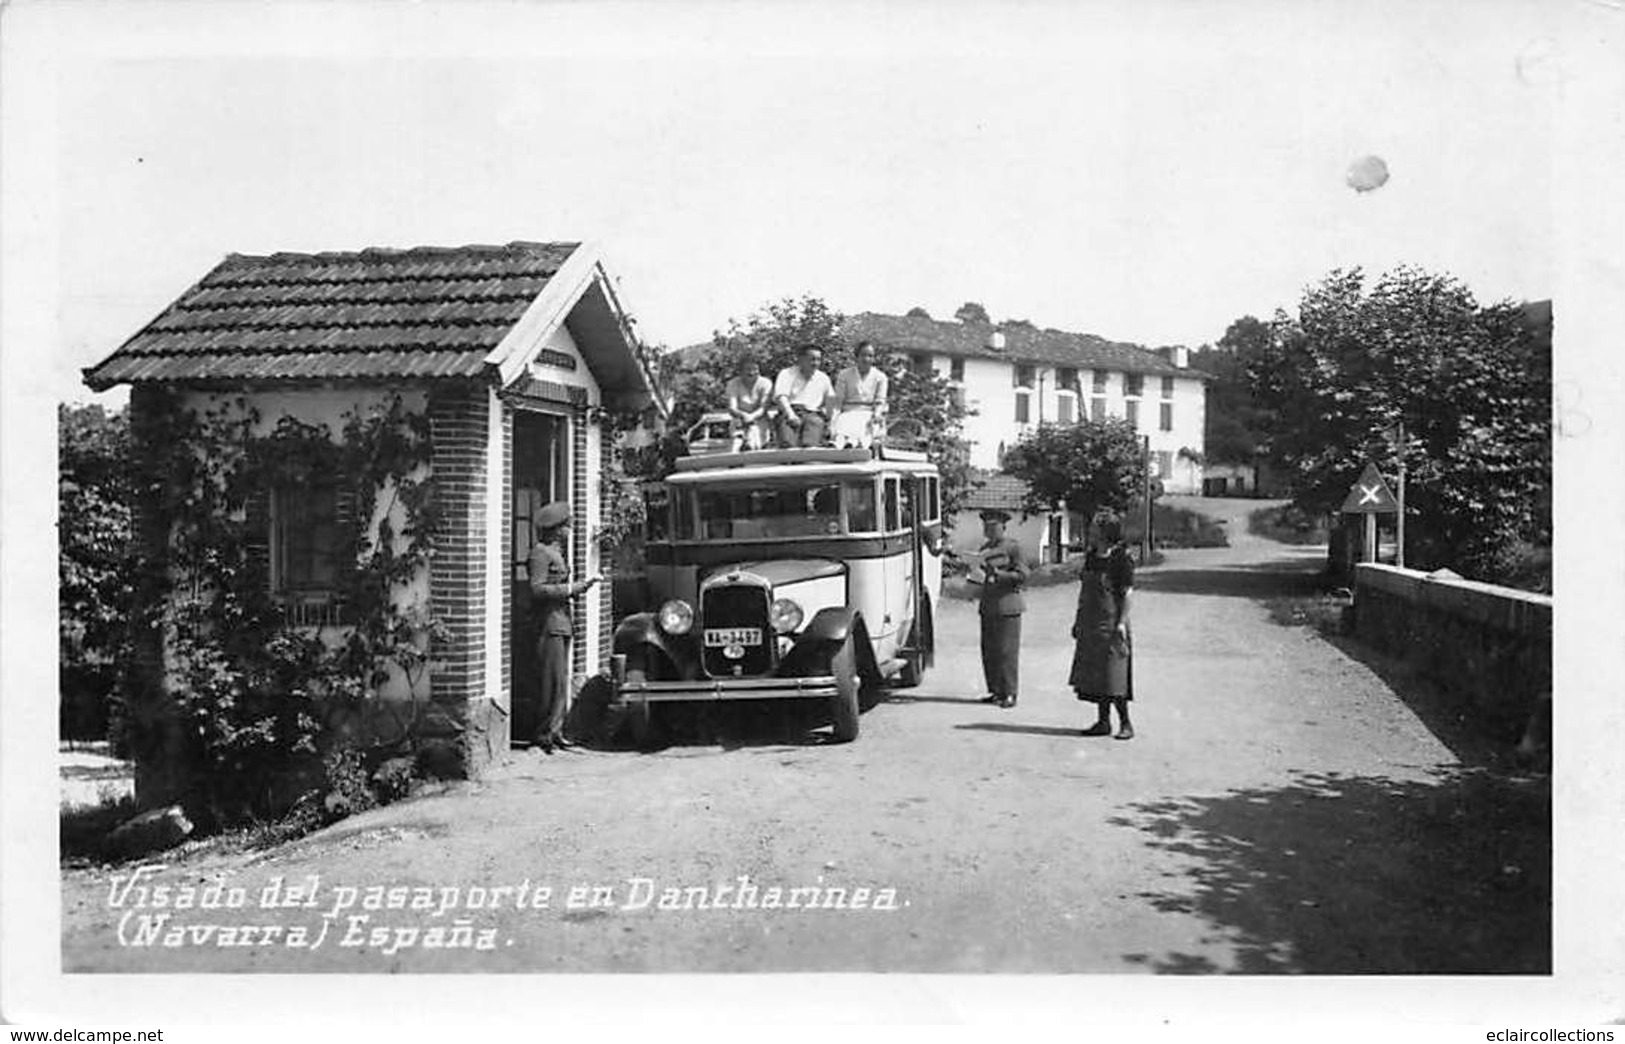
[271,481,347,598]
[1124,373,1145,398]
[1014,390,1031,424]
[1091,370,1108,394]
[1125,399,1140,429]
[1161,375,1175,400]
[1160,401,1174,431]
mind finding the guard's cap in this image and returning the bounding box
[536,501,571,530]
[979,508,1012,523]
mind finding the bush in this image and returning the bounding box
[1477,540,1551,595]
[1129,502,1228,549]
[1249,504,1331,545]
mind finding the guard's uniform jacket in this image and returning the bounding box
[976,536,1029,702]
[527,540,576,745]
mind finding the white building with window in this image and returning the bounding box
[843,312,1209,494]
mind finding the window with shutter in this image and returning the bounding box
[1160,402,1173,431]
[1014,391,1031,424]
[1125,400,1139,429]
[1056,394,1075,424]
[272,480,351,597]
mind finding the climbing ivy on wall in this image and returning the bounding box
[129,391,443,827]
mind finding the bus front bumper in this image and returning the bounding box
[616,676,840,703]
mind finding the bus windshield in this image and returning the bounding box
[693,480,874,540]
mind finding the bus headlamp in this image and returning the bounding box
[658,599,694,635]
[770,597,805,635]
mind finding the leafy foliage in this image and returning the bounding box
[644,295,976,520]
[59,404,136,744]
[1000,418,1145,522]
[953,301,991,325]
[127,392,439,827]
[1190,315,1277,465]
[1243,267,1551,581]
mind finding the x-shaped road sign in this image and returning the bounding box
[1341,463,1397,513]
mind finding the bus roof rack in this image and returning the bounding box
[670,444,932,472]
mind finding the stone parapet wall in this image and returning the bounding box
[1353,563,1552,740]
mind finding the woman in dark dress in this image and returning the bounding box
[1069,515,1136,739]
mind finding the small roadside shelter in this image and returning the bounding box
[84,241,659,804]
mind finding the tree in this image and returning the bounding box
[954,301,990,325]
[59,403,135,743]
[1190,316,1277,465]
[648,295,976,522]
[1000,418,1145,522]
[905,306,932,319]
[1244,267,1550,579]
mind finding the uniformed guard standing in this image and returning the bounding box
[527,502,601,753]
[974,508,1029,708]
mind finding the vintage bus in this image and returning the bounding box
[610,444,944,746]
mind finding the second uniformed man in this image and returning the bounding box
[975,508,1029,708]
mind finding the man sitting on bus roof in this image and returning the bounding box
[772,343,834,448]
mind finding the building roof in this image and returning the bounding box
[961,470,1031,512]
[842,312,1203,379]
[84,242,585,389]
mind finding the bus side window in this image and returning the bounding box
[900,478,915,528]
[884,477,900,531]
[846,480,877,532]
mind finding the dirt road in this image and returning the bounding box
[60,498,1549,973]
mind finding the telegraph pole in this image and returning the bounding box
[1395,421,1407,568]
[1141,434,1153,563]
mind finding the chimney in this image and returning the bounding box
[1158,345,1189,368]
[987,331,1006,352]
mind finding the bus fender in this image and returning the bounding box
[797,606,858,646]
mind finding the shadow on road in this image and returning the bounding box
[1136,558,1329,600]
[1110,767,1551,974]
[953,722,1087,738]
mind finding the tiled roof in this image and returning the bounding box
[961,470,1031,512]
[842,312,1202,379]
[84,242,579,388]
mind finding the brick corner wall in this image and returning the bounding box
[424,382,501,777]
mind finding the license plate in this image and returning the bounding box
[704,627,762,647]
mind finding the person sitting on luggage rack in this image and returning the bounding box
[830,340,889,450]
[772,342,834,448]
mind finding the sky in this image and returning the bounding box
[2,0,1564,409]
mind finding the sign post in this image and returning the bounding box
[1341,462,1399,563]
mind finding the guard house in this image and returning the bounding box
[84,241,659,801]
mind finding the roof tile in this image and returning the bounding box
[84,241,577,389]
[843,312,1203,378]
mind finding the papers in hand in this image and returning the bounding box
[953,549,1008,584]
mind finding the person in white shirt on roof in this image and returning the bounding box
[830,340,890,449]
[772,343,834,447]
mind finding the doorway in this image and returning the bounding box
[511,410,570,744]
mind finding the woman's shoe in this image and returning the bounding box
[1080,722,1112,737]
[1000,696,1016,708]
[1114,723,1135,740]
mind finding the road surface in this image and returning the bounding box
[60,498,1549,974]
